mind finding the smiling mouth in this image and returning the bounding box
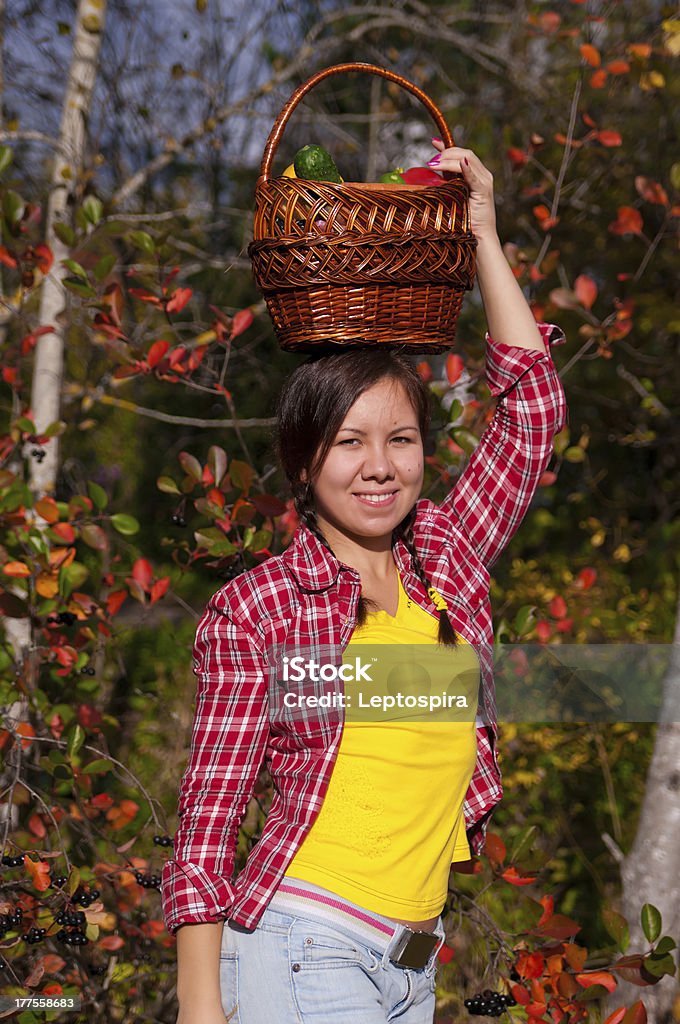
[353,491,398,506]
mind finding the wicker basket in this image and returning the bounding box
[248,63,476,353]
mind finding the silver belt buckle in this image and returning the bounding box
[389,926,440,970]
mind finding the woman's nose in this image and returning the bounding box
[360,446,395,480]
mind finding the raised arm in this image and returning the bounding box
[160,588,269,1016]
[429,144,568,568]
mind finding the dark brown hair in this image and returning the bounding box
[275,348,460,646]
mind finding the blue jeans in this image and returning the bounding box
[219,885,445,1023]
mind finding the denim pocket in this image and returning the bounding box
[289,920,380,1017]
[218,950,240,1024]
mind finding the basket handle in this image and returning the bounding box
[258,62,454,182]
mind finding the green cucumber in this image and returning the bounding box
[293,144,343,184]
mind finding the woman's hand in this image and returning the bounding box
[428,141,497,245]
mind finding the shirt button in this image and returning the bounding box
[292,963,301,972]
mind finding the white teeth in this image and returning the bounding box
[356,493,394,503]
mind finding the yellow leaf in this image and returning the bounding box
[640,71,666,90]
[36,572,59,598]
[193,329,217,346]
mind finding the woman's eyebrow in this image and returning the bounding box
[337,425,419,434]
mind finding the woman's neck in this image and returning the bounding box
[313,517,396,580]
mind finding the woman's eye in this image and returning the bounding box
[392,436,413,444]
[338,438,359,446]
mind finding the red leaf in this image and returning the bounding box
[538,470,557,487]
[416,361,433,382]
[608,206,643,236]
[34,244,54,274]
[28,813,47,838]
[232,308,254,339]
[538,895,554,926]
[99,935,125,951]
[132,558,154,591]
[574,274,597,309]
[502,865,537,886]
[590,69,608,88]
[580,43,601,66]
[535,620,552,642]
[51,522,76,544]
[622,1005,648,1024]
[437,943,455,963]
[401,166,444,186]
[517,952,545,979]
[596,130,622,147]
[147,340,170,368]
[635,177,669,206]
[507,147,529,168]
[603,1009,627,1024]
[576,567,597,590]
[511,984,531,1006]
[25,856,52,892]
[0,244,17,268]
[129,287,162,305]
[576,971,617,993]
[252,493,288,518]
[537,913,581,939]
[166,287,192,314]
[446,353,464,385]
[187,346,207,371]
[549,595,567,618]
[607,60,630,75]
[168,345,188,368]
[484,832,506,866]
[150,577,171,604]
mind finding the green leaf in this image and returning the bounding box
[59,561,89,598]
[0,146,13,175]
[43,419,67,438]
[63,277,97,299]
[129,230,155,255]
[194,528,236,556]
[157,475,180,494]
[110,513,140,535]
[14,415,36,433]
[3,189,25,227]
[81,524,108,550]
[67,867,81,897]
[87,481,108,510]
[63,258,89,280]
[602,908,630,953]
[94,252,116,281]
[653,936,677,956]
[245,528,272,552]
[447,398,463,423]
[82,195,103,226]
[514,605,537,637]
[179,451,202,482]
[642,954,675,979]
[641,903,662,944]
[448,427,478,457]
[230,459,255,492]
[670,163,680,191]
[564,446,586,463]
[207,445,228,487]
[81,758,113,775]
[53,221,75,246]
[66,724,85,759]
[111,962,136,983]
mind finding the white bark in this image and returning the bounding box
[30,0,107,497]
[608,585,680,1024]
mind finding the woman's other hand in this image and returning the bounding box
[428,141,497,245]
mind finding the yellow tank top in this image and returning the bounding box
[283,574,479,919]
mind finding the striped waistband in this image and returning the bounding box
[268,876,444,960]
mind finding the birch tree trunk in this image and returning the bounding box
[30,0,107,497]
[608,584,680,1024]
[1,0,107,829]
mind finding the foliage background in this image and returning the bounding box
[0,1,678,1022]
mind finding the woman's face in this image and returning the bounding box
[307,377,424,548]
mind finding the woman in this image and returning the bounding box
[162,145,568,1024]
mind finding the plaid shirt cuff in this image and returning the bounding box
[161,859,235,935]
[485,322,566,398]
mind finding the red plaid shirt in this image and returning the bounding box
[161,323,568,935]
